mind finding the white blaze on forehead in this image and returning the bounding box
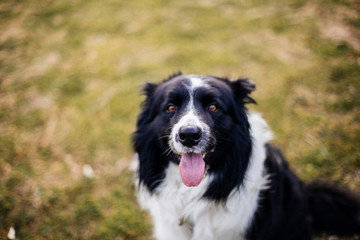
[181,76,208,124]
[186,76,209,111]
[188,76,207,91]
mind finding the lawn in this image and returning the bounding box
[0,0,359,239]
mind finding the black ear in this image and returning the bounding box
[230,78,256,104]
[136,82,158,127]
[142,82,158,98]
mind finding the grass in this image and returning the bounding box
[0,0,359,239]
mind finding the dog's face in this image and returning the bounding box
[135,73,255,189]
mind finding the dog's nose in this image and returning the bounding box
[178,126,202,147]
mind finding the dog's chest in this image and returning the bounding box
[137,159,266,240]
[160,162,210,215]
[157,163,251,239]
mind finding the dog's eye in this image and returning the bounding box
[208,104,217,112]
[167,105,176,112]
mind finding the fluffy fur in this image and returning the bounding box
[133,73,360,240]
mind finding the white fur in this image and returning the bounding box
[188,76,208,90]
[135,112,273,240]
[170,77,211,155]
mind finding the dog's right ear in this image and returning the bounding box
[137,82,158,127]
[142,82,158,98]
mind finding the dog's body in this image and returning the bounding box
[133,73,360,240]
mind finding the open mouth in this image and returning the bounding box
[176,151,213,187]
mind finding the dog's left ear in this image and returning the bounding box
[230,78,256,104]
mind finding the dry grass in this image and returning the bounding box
[0,0,359,239]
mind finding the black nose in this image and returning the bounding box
[178,126,202,147]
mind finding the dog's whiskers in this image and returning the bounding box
[159,134,170,140]
[162,146,173,156]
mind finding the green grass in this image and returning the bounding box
[0,0,359,239]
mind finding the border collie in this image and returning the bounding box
[133,73,360,240]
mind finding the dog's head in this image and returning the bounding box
[134,73,255,195]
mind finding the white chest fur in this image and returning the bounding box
[136,113,272,240]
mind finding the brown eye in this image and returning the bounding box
[208,104,217,111]
[167,105,176,112]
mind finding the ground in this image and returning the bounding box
[0,0,359,239]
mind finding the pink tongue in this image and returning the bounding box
[179,153,205,187]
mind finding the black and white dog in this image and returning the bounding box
[133,73,360,240]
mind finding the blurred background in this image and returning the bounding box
[0,0,359,239]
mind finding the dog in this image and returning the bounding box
[133,73,360,240]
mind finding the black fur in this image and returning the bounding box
[246,144,360,239]
[307,182,360,235]
[133,73,360,239]
[246,144,313,239]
